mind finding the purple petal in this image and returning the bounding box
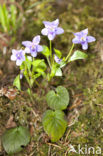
[22,41,32,47]
[74,28,88,37]
[87,36,96,43]
[41,28,48,35]
[31,52,37,57]
[32,35,40,45]
[82,42,88,50]
[11,54,16,61]
[48,33,55,40]
[72,37,80,44]
[24,47,30,54]
[16,59,23,66]
[52,19,59,26]
[82,28,88,35]
[22,54,26,61]
[43,21,51,27]
[19,50,25,58]
[56,27,64,34]
[54,55,61,64]
[12,49,17,55]
[37,45,43,52]
[74,32,81,37]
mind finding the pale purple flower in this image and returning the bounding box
[41,19,64,40]
[54,55,62,64]
[22,35,43,57]
[72,28,96,50]
[11,49,25,66]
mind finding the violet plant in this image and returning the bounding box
[11,19,96,142]
[11,35,47,96]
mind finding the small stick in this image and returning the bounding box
[47,143,62,150]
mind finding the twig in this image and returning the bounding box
[48,145,51,156]
[47,143,62,150]
[65,129,71,143]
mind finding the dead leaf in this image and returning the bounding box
[0,87,17,100]
[30,124,34,136]
[6,115,16,129]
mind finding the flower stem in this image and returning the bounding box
[65,43,74,61]
[47,57,51,69]
[33,57,34,62]
[50,40,52,64]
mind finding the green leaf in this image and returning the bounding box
[25,56,32,71]
[60,60,66,68]
[32,59,43,67]
[3,4,10,31]
[50,63,62,78]
[54,48,62,58]
[27,88,31,96]
[0,4,8,32]
[37,61,47,70]
[2,126,30,155]
[46,86,69,110]
[50,64,57,78]
[36,68,46,77]
[55,68,62,76]
[32,59,47,70]
[20,63,25,70]
[42,110,67,142]
[13,75,21,90]
[10,1,17,32]
[68,50,88,62]
[42,45,50,57]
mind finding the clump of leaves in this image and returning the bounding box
[0,1,22,35]
[42,86,69,142]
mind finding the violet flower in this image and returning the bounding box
[54,55,62,64]
[22,35,43,57]
[11,49,25,66]
[72,28,96,50]
[41,19,64,40]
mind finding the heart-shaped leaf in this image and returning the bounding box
[42,110,67,142]
[2,126,30,155]
[68,50,88,62]
[46,86,69,110]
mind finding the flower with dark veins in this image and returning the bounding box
[41,19,64,40]
[22,35,43,57]
[11,49,25,66]
[54,55,62,64]
[72,28,96,50]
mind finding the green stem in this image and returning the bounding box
[65,43,74,61]
[28,88,34,103]
[33,57,34,62]
[47,57,51,69]
[50,40,52,64]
